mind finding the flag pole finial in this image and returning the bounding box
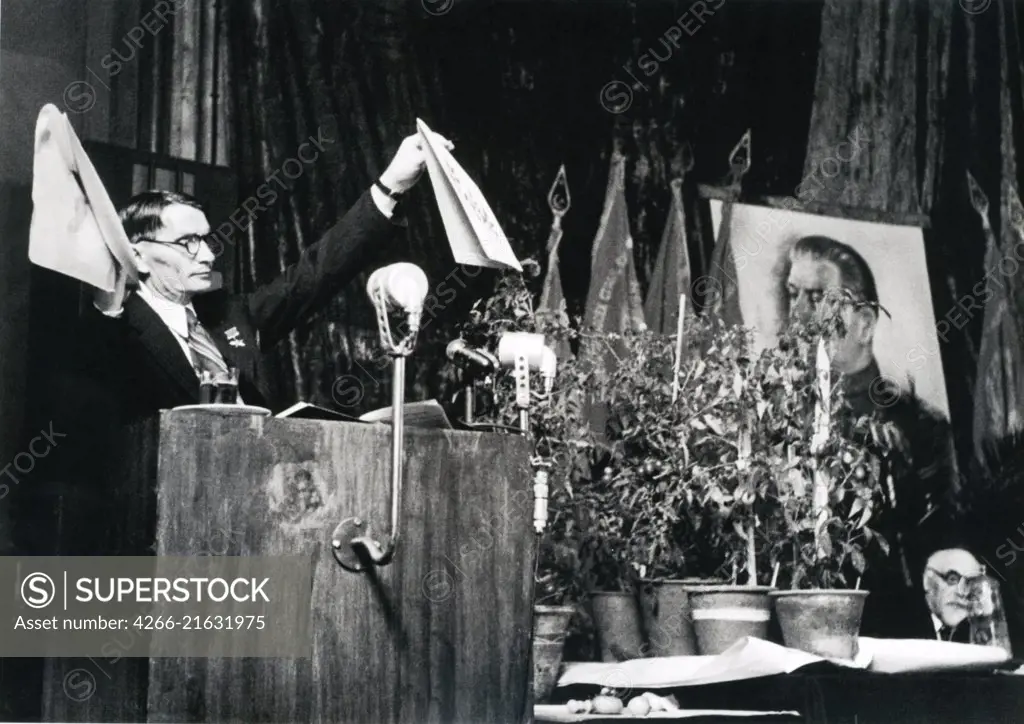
[729,129,752,176]
[547,164,570,219]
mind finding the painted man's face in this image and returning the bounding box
[785,255,876,374]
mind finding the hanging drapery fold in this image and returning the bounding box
[968,1,1024,469]
[226,0,450,407]
[801,0,952,216]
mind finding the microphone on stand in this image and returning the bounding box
[446,339,499,373]
[497,333,562,535]
[446,339,498,425]
[497,332,553,434]
[338,262,428,570]
[539,347,557,396]
[366,262,430,339]
[497,332,548,369]
[498,333,557,387]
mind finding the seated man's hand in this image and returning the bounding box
[379,132,454,194]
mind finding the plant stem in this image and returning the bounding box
[746,523,757,585]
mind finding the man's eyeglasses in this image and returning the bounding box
[927,566,987,592]
[137,233,217,258]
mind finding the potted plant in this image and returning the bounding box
[755,317,902,660]
[597,327,716,657]
[457,266,599,690]
[664,320,780,655]
[527,359,594,696]
[532,493,583,701]
[576,474,647,662]
[592,319,789,657]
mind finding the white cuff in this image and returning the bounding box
[370,185,397,219]
[94,300,124,318]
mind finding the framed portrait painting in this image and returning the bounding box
[708,199,950,420]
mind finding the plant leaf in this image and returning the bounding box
[857,500,873,529]
[850,548,866,574]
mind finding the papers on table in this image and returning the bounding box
[557,636,1010,690]
[358,400,453,429]
[276,402,361,422]
[534,705,801,722]
[417,118,521,272]
[28,104,138,297]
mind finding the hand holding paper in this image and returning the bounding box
[416,119,522,271]
[380,132,454,195]
[28,104,139,312]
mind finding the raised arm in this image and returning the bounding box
[245,132,452,347]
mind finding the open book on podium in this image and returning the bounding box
[358,400,453,429]
[276,400,452,429]
[417,118,522,272]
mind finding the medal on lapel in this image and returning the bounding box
[225,327,246,348]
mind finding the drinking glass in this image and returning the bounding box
[199,370,217,404]
[968,575,1012,654]
[213,367,240,405]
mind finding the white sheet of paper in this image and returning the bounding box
[64,110,138,278]
[28,104,137,292]
[557,636,1009,690]
[417,118,522,272]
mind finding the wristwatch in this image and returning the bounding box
[374,178,403,200]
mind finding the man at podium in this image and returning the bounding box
[34,131,450,483]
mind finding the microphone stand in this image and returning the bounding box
[461,371,476,425]
[513,353,531,435]
[332,291,419,572]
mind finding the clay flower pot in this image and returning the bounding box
[534,604,576,644]
[532,605,575,702]
[638,578,722,656]
[589,591,645,662]
[685,585,774,655]
[771,589,869,660]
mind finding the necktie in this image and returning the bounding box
[186,308,230,378]
[938,623,962,642]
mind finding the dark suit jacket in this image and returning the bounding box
[40,189,397,483]
[861,580,970,643]
[902,594,970,643]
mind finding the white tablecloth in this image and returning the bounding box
[557,636,1011,690]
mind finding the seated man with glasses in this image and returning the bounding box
[919,547,987,642]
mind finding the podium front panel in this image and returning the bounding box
[44,412,536,724]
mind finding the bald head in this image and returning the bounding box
[924,548,984,628]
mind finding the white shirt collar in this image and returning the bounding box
[931,613,944,637]
[135,283,195,340]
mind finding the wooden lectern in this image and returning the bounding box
[42,411,536,723]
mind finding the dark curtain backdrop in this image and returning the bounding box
[225,0,821,413]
